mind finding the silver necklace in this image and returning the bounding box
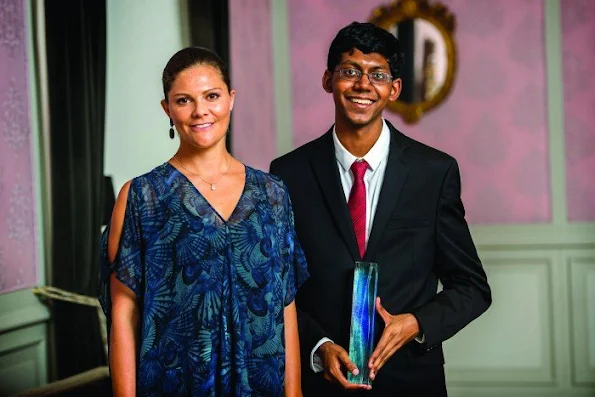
[173,155,232,191]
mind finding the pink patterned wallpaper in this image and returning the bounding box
[0,0,38,294]
[561,0,595,222]
[229,0,277,172]
[288,0,551,224]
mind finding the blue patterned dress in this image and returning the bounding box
[99,163,309,396]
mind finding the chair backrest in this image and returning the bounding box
[33,286,108,360]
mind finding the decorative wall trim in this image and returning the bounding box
[568,255,595,386]
[545,0,568,225]
[27,0,49,288]
[450,387,595,397]
[0,322,47,395]
[470,224,595,249]
[0,288,49,334]
[446,255,555,385]
[271,0,293,158]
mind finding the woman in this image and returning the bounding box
[99,47,308,396]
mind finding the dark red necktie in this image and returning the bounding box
[348,160,368,259]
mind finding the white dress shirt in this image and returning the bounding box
[334,121,391,244]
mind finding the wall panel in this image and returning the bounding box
[445,255,554,384]
[569,255,595,385]
[0,322,47,396]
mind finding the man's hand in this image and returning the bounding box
[368,297,420,380]
[318,341,372,391]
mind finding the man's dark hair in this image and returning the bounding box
[327,22,404,79]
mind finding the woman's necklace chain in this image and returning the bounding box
[173,155,232,191]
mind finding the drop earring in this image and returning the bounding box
[169,118,175,139]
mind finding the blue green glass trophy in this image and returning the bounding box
[347,261,379,386]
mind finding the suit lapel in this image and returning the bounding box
[364,123,411,261]
[310,129,360,262]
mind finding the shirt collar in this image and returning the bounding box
[333,119,391,173]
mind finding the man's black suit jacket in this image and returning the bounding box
[270,121,491,394]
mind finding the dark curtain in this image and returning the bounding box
[44,0,107,380]
[188,0,229,65]
[187,0,231,151]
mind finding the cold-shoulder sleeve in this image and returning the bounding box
[98,180,144,320]
[281,187,309,306]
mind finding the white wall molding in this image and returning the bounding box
[0,323,47,396]
[446,254,555,385]
[450,386,595,397]
[470,224,595,249]
[271,0,293,158]
[568,254,595,386]
[544,0,568,226]
[0,289,50,334]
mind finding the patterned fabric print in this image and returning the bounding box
[99,163,308,396]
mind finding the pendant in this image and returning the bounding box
[210,184,216,191]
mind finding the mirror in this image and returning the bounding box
[370,0,457,123]
[388,19,447,104]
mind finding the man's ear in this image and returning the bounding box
[389,78,402,102]
[322,70,333,93]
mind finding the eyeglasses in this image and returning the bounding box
[334,68,393,85]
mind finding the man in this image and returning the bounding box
[270,22,491,396]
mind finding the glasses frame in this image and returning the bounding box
[334,68,394,86]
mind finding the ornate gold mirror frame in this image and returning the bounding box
[370,0,457,123]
